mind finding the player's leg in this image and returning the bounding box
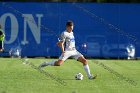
[77,56,91,77]
[73,51,96,79]
[39,59,64,67]
[0,41,3,52]
[77,56,97,79]
[38,51,70,68]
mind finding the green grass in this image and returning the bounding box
[0,58,140,93]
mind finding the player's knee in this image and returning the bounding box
[83,59,88,65]
[55,60,63,66]
[55,63,61,66]
[78,57,88,65]
[80,59,88,65]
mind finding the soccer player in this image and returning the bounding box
[39,21,97,79]
[0,24,5,52]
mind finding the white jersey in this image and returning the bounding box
[60,30,76,51]
[59,30,83,61]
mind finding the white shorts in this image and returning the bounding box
[59,50,83,61]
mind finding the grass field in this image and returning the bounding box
[0,58,140,93]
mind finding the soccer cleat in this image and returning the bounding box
[38,62,48,69]
[88,74,97,80]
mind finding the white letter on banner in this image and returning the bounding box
[0,13,18,44]
[22,14,43,44]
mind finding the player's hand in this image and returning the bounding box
[57,41,62,47]
[61,51,65,56]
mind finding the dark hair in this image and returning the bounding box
[66,21,74,27]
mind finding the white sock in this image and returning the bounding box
[84,64,91,77]
[46,61,56,66]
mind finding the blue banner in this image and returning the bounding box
[0,2,140,58]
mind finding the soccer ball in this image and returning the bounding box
[75,73,83,80]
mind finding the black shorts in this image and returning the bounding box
[0,41,3,49]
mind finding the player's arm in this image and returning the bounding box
[57,32,66,53]
[57,41,65,53]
